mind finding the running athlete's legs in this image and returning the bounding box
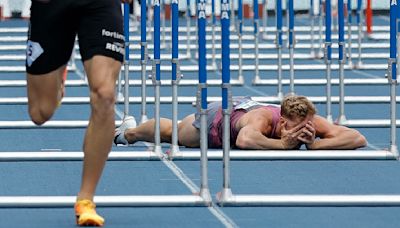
[77,55,120,201]
[27,65,67,125]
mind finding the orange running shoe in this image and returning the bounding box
[74,199,105,227]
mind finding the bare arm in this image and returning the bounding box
[236,125,285,149]
[235,111,304,150]
[305,115,367,150]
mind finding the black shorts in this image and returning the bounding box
[26,0,125,75]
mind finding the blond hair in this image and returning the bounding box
[280,95,316,120]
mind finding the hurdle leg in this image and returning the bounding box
[161,0,167,49]
[152,0,162,154]
[310,13,316,58]
[325,0,333,123]
[346,0,353,68]
[169,0,182,158]
[211,0,217,70]
[317,0,324,58]
[123,3,136,124]
[337,0,347,124]
[140,0,149,123]
[237,0,244,82]
[276,0,283,99]
[230,0,236,31]
[197,0,212,203]
[355,0,363,68]
[288,0,295,94]
[218,0,234,204]
[262,0,268,40]
[252,0,260,84]
[186,0,192,59]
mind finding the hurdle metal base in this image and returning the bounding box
[0,150,394,161]
[0,195,208,208]
[217,194,400,207]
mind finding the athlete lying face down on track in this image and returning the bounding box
[115,95,367,150]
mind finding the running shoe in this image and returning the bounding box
[75,199,104,227]
[114,116,137,145]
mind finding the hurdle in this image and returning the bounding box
[169,0,181,157]
[152,0,163,154]
[276,0,283,99]
[122,3,136,124]
[337,0,347,124]
[288,0,295,94]
[309,0,321,58]
[211,0,217,70]
[261,0,268,40]
[185,0,192,59]
[325,0,333,122]
[195,0,212,202]
[216,2,400,207]
[389,0,399,156]
[346,0,353,67]
[252,0,260,83]
[140,0,149,123]
[355,0,363,68]
[237,0,244,82]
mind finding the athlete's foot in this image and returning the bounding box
[114,116,137,145]
[75,199,104,227]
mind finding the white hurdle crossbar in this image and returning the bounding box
[0,195,207,208]
[0,150,394,162]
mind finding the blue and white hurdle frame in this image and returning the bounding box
[140,0,149,123]
[337,0,347,124]
[219,0,233,201]
[197,0,212,203]
[325,0,333,123]
[276,0,283,99]
[252,0,260,83]
[237,0,244,83]
[355,0,363,68]
[389,0,399,156]
[170,0,182,156]
[346,0,353,67]
[186,0,192,59]
[288,0,295,94]
[211,0,218,70]
[152,0,163,154]
[262,0,269,40]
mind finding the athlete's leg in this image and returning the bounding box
[77,55,121,201]
[27,65,66,125]
[124,118,174,144]
[178,114,201,147]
